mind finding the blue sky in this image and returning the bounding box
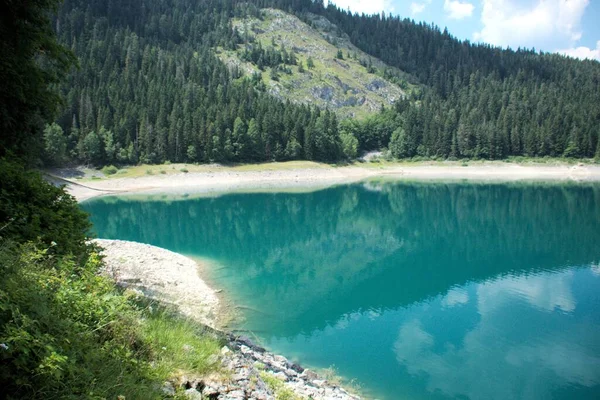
[328,0,600,60]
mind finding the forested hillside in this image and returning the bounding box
[302,0,600,159]
[53,0,346,166]
[49,0,600,167]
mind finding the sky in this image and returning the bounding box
[327,0,600,61]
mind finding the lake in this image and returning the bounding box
[82,181,600,400]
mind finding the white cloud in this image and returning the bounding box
[411,2,426,14]
[393,270,599,400]
[327,0,394,15]
[441,287,469,308]
[474,0,589,50]
[477,270,576,314]
[558,40,600,61]
[444,0,475,19]
[394,318,600,399]
[411,1,432,15]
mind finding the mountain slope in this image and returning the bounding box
[220,8,414,118]
[48,0,600,168]
[279,0,600,159]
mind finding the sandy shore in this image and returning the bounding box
[94,239,220,328]
[52,162,600,202]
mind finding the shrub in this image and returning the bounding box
[0,159,222,399]
[0,158,90,257]
[180,168,189,173]
[146,169,154,175]
[0,243,149,398]
[0,242,222,399]
[101,165,118,175]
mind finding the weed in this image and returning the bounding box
[101,165,118,175]
[260,372,303,400]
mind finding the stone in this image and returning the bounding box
[225,389,246,399]
[273,372,288,382]
[239,344,252,354]
[231,368,251,381]
[273,355,287,364]
[161,381,176,396]
[288,362,304,373]
[300,369,319,381]
[249,390,270,400]
[236,336,266,353]
[184,388,203,400]
[202,385,220,398]
[221,346,232,355]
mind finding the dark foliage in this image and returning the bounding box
[0,158,90,257]
[0,0,77,160]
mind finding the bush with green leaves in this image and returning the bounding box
[0,158,90,258]
[0,241,222,399]
[0,242,147,398]
[101,165,118,175]
[0,158,222,398]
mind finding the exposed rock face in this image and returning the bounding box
[222,8,411,118]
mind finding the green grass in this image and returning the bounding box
[75,156,598,183]
[319,365,362,396]
[260,372,303,400]
[0,242,223,399]
[79,161,330,181]
[140,307,222,380]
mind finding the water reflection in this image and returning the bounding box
[392,268,600,400]
[83,182,600,399]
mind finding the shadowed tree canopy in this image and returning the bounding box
[0,0,77,160]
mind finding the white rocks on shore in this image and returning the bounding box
[94,239,360,399]
[93,239,219,328]
[171,334,361,400]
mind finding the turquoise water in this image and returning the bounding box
[82,182,600,400]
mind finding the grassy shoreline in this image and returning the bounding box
[56,157,598,182]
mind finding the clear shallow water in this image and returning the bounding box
[82,182,600,400]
